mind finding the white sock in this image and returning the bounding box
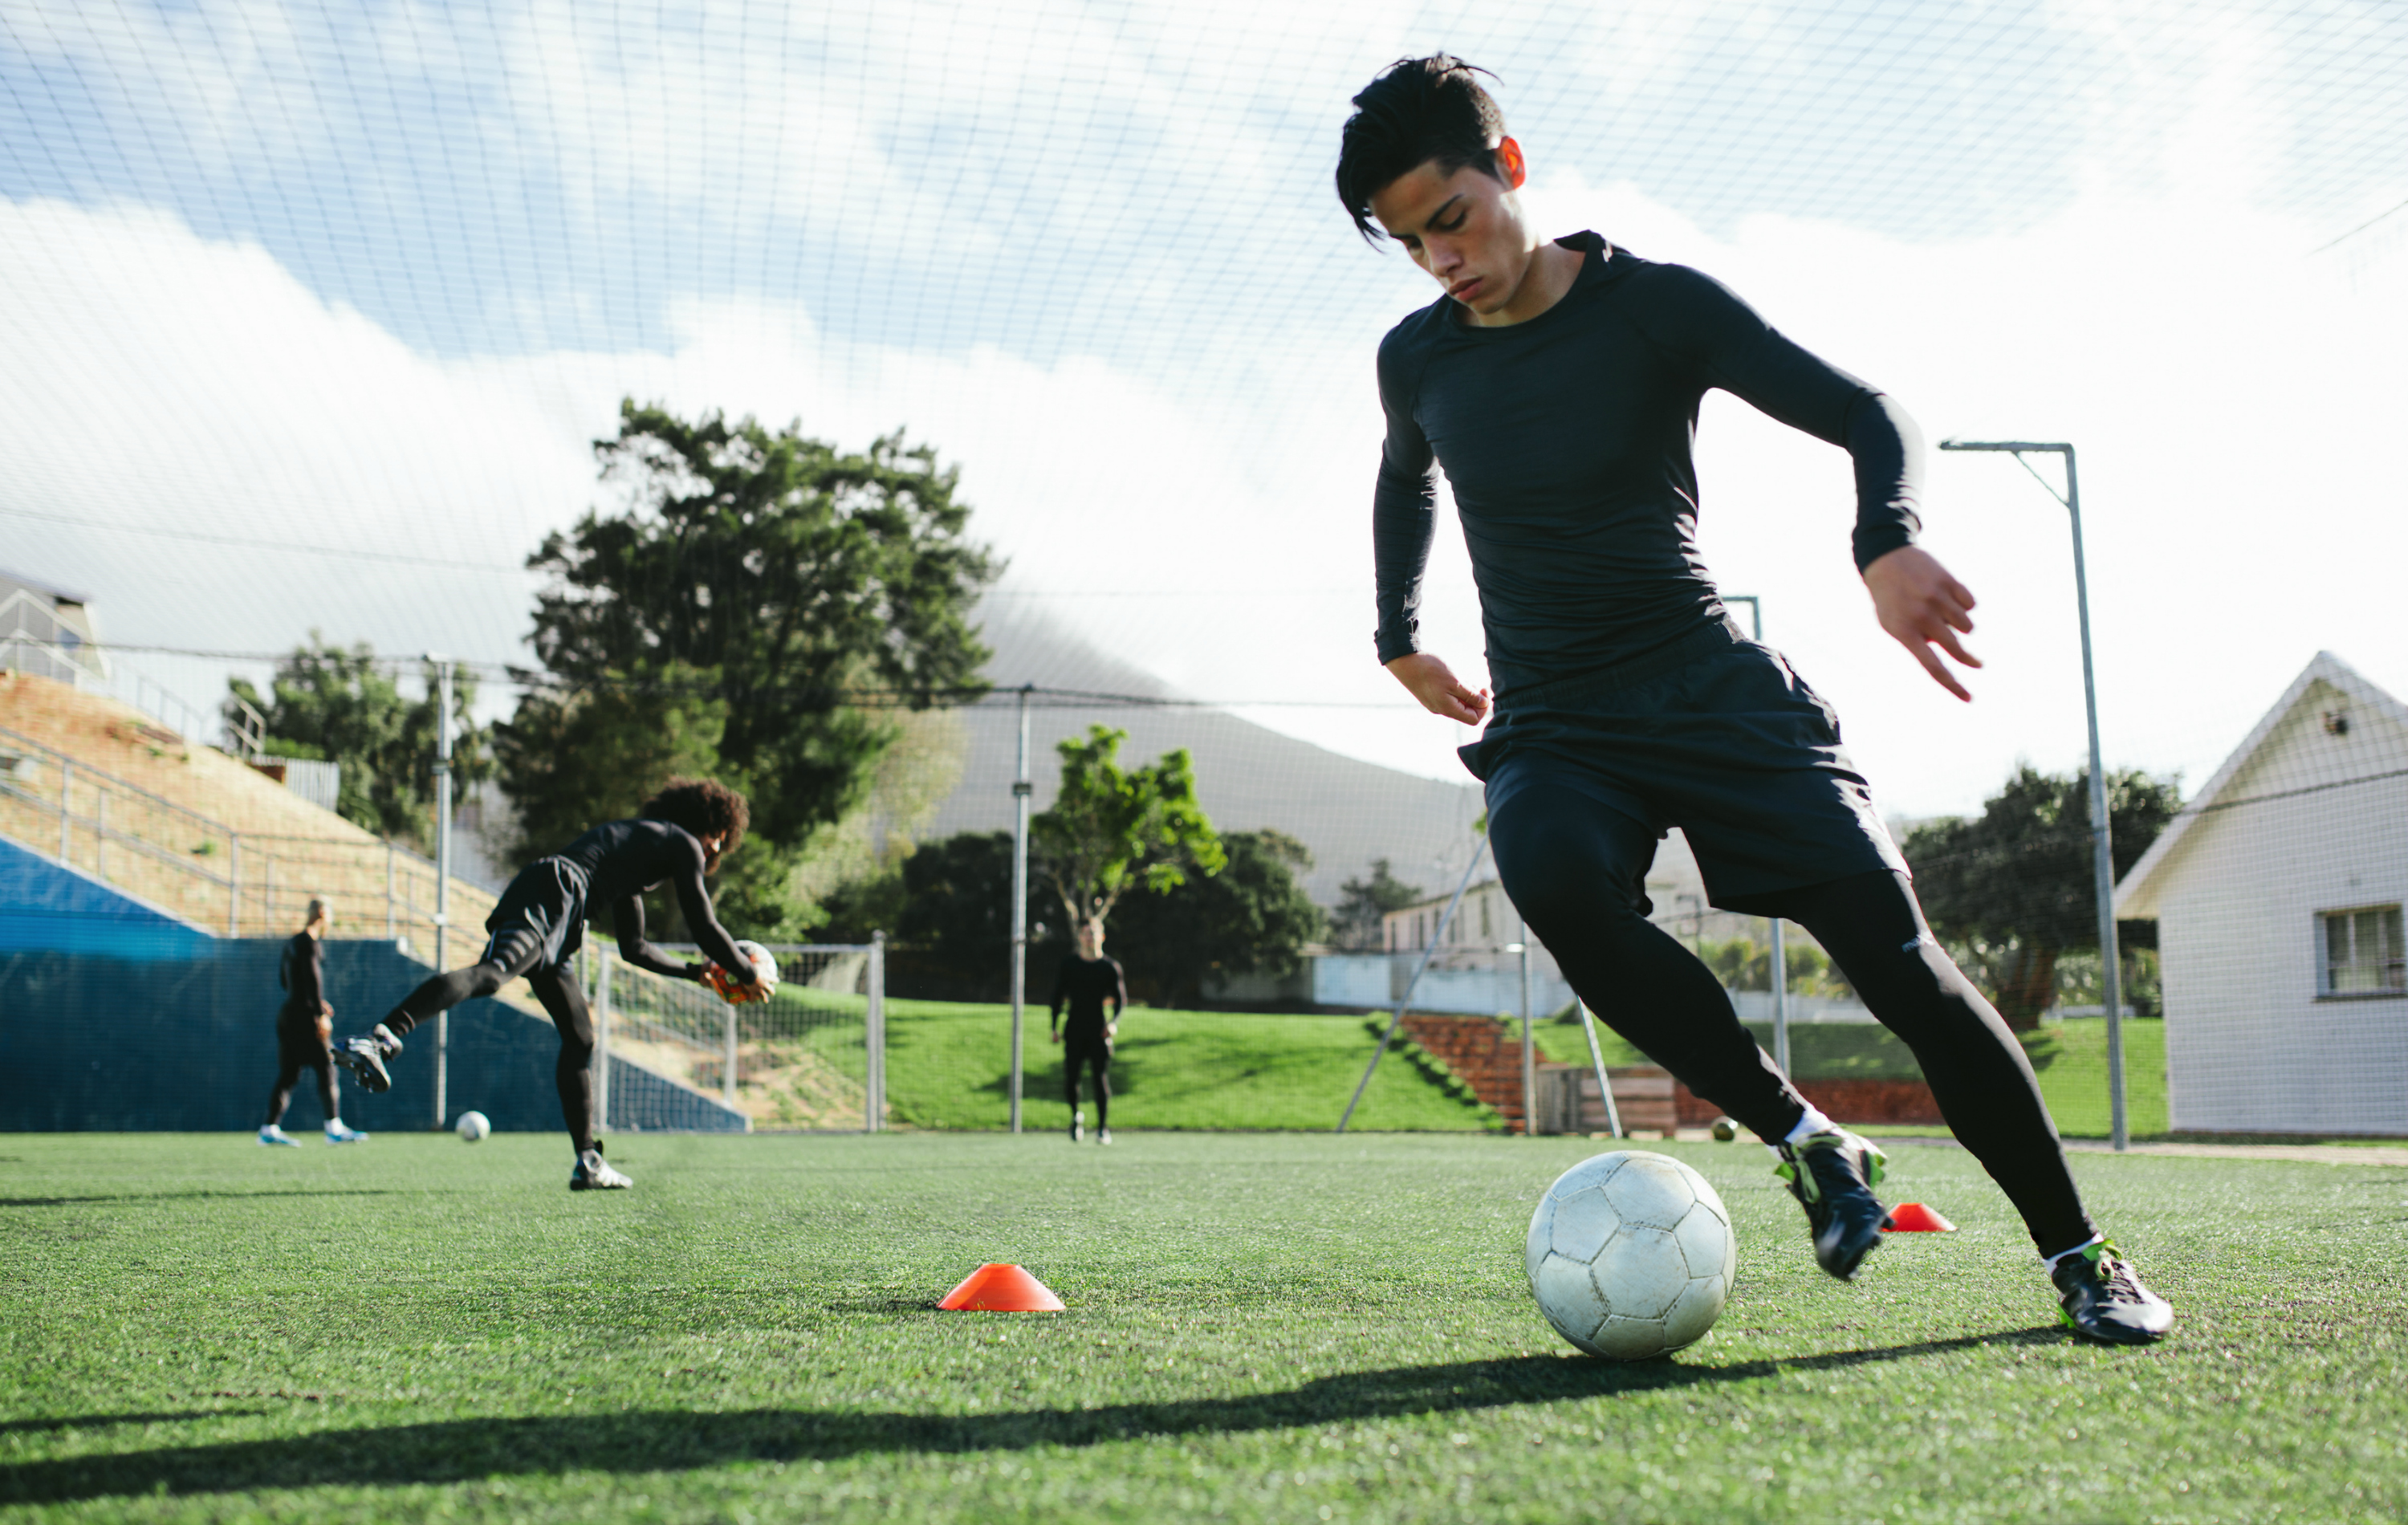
[1781,1104,1836,1145]
[2043,1234,2105,1271]
[324,1119,341,1130]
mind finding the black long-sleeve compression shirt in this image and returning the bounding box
[551,818,750,981]
[1373,232,1923,695]
[1050,955,1126,1039]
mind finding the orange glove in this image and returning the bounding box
[702,963,767,1005]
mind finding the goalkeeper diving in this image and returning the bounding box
[332,777,769,1190]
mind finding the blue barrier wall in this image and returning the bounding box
[0,838,745,1135]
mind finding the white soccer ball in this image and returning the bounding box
[1526,1150,1736,1360]
[732,939,779,994]
[454,1110,490,1142]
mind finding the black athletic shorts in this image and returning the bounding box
[276,1007,332,1068]
[482,857,590,974]
[1061,1027,1114,1062]
[1460,618,1906,909]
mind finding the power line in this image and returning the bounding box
[0,506,531,575]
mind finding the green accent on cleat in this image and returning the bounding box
[2052,1241,2174,1344]
[1775,1127,1890,1281]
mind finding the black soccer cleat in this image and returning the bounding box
[331,1035,393,1093]
[2052,1242,2174,1344]
[1775,1126,1890,1280]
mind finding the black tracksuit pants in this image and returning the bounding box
[1490,778,2095,1256]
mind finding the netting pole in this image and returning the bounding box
[227,832,241,937]
[384,842,396,940]
[1008,684,1031,1135]
[94,791,107,880]
[56,760,70,864]
[1515,921,1535,1137]
[1338,834,1490,1134]
[868,930,886,1133]
[1576,1002,1623,1138]
[430,656,454,1132]
[1938,440,2125,1152]
[1771,919,1791,1074]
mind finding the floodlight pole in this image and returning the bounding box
[1727,596,1791,1074]
[1008,685,1033,1135]
[1938,440,2125,1152]
[1510,926,1535,1136]
[428,654,454,1132]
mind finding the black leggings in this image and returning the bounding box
[1064,1044,1110,1126]
[265,1019,339,1127]
[380,931,600,1153]
[1491,778,2094,1255]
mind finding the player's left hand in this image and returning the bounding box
[1862,546,1981,702]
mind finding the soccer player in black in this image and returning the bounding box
[258,897,368,1146]
[331,778,765,1190]
[1336,56,2170,1343]
[1050,918,1126,1144]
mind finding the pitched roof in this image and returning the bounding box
[2113,651,2408,919]
[0,566,94,605]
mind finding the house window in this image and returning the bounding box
[2321,905,2405,996]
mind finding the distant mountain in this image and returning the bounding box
[925,604,1483,908]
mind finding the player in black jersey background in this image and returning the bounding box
[258,896,368,1146]
[332,777,764,1190]
[1050,918,1126,1144]
[1335,55,2169,1343]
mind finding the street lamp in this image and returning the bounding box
[1935,439,2127,1153]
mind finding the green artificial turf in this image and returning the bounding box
[5,1133,2404,1523]
[880,1002,1492,1133]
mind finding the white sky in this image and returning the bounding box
[2,0,2403,819]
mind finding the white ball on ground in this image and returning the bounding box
[733,939,779,995]
[454,1111,490,1142]
[1526,1150,1735,1360]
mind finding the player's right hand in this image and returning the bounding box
[1385,651,1491,726]
[702,962,766,1005]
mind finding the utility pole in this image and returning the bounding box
[1008,685,1033,1135]
[1938,440,2125,1151]
[429,654,454,1132]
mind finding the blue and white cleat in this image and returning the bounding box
[258,1124,301,1147]
[324,1120,370,1145]
[330,1023,402,1094]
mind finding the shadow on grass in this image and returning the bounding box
[0,1190,404,1209]
[0,1412,258,1438]
[0,1329,2063,1503]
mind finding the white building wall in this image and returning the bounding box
[2151,685,2408,1134]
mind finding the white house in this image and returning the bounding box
[0,567,108,689]
[2113,652,2408,1135]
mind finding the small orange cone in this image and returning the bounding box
[1886,1202,1957,1232]
[938,1263,1066,1312]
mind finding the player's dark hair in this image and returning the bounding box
[1335,55,1507,244]
[639,777,749,859]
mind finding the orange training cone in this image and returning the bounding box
[938,1263,1067,1312]
[1886,1202,1957,1232]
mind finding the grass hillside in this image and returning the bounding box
[882,1001,1495,1133]
[2,1132,2397,1523]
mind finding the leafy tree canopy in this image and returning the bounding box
[1330,857,1424,950]
[1902,762,2181,1027]
[495,401,995,935]
[226,635,488,852]
[1107,828,1327,1004]
[517,400,995,848]
[1031,726,1225,927]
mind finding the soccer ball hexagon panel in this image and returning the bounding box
[1524,1151,1735,1360]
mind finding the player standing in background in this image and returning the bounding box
[1336,55,2170,1342]
[330,779,766,1190]
[260,897,368,1146]
[1051,918,1126,1144]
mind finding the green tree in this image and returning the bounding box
[499,401,995,929]
[1108,829,1327,1004]
[1693,936,1852,998]
[1902,764,2182,1028]
[1329,857,1423,950]
[1031,726,1226,928]
[225,636,488,852]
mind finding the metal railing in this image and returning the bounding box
[0,722,495,950]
